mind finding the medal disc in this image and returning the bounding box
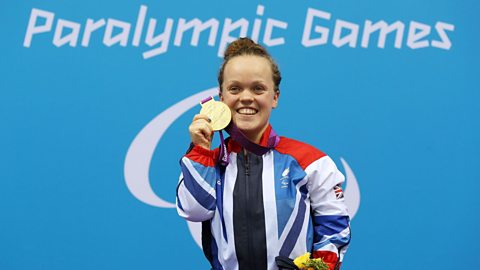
[200,98,232,131]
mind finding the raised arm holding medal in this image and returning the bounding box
[177,37,351,270]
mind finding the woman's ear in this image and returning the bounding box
[219,89,223,101]
[272,90,279,108]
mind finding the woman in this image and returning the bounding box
[176,37,350,270]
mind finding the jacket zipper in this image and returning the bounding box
[244,150,250,177]
[244,150,253,269]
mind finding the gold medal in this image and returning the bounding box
[200,96,232,131]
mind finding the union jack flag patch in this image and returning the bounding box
[334,184,344,199]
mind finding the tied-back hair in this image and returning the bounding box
[218,37,281,93]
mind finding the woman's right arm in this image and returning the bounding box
[176,114,218,222]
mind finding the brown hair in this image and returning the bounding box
[218,37,281,93]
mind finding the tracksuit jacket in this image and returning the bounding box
[176,125,351,270]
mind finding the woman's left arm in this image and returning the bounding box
[307,156,351,270]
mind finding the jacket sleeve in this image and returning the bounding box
[176,144,218,222]
[307,156,351,270]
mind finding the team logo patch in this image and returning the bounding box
[280,168,290,188]
[334,184,344,199]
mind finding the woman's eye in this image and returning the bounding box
[228,86,240,93]
[253,85,266,93]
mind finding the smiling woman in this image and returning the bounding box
[176,37,351,270]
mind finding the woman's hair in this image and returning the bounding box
[218,37,281,92]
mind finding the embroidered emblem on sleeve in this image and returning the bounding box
[334,184,344,199]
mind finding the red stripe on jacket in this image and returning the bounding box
[275,137,327,170]
[185,145,218,167]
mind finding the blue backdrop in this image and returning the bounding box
[2,0,479,269]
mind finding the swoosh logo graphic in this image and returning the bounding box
[341,158,360,219]
[124,88,361,248]
[124,87,218,208]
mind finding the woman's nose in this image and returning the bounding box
[239,89,254,103]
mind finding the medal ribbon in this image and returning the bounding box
[224,122,280,156]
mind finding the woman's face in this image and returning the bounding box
[220,55,279,143]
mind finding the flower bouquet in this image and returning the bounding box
[293,252,329,270]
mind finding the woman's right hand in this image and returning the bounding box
[189,114,213,150]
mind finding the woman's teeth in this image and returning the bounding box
[237,108,257,115]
